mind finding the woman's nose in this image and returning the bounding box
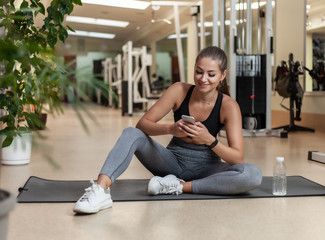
[201,73,208,81]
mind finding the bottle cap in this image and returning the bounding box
[276,157,284,162]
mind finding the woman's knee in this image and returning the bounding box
[123,126,143,135]
[229,163,262,191]
[243,163,263,188]
[122,127,147,139]
[117,127,149,149]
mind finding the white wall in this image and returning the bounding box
[156,52,171,82]
[76,51,116,76]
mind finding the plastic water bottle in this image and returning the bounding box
[272,157,287,196]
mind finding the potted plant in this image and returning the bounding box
[0,0,108,239]
[0,0,109,161]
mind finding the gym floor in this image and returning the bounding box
[2,103,325,240]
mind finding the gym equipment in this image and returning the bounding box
[93,59,105,104]
[308,151,325,164]
[102,54,122,108]
[236,54,267,130]
[274,53,315,133]
[17,176,325,203]
[227,0,284,137]
[304,62,325,91]
[122,41,160,116]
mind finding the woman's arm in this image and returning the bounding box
[136,82,190,137]
[212,95,244,164]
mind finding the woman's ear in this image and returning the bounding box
[221,70,227,81]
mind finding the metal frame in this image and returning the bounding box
[308,151,325,164]
[122,41,157,115]
[151,1,205,83]
[228,0,280,137]
[102,54,122,108]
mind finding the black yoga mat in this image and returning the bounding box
[17,176,325,203]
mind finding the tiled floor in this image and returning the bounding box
[1,104,325,240]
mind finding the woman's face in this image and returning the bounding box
[194,57,227,92]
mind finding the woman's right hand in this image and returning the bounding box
[170,120,190,138]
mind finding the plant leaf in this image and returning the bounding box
[2,135,13,148]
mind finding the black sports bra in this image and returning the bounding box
[173,85,224,137]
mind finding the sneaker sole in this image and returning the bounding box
[73,201,113,214]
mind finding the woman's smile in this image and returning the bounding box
[198,82,210,88]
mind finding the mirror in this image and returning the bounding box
[306,0,325,93]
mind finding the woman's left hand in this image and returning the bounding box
[179,121,214,145]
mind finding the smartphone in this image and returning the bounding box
[181,115,196,125]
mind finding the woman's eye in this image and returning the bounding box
[208,74,216,77]
[196,71,203,75]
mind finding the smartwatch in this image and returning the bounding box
[209,138,219,149]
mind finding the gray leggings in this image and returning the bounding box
[100,127,263,195]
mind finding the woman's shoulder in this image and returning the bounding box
[220,93,241,121]
[168,82,193,92]
[221,93,238,107]
[162,82,193,111]
[163,82,193,97]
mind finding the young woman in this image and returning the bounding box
[73,46,263,214]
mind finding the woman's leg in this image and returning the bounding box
[98,127,184,188]
[191,163,263,195]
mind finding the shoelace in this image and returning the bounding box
[80,180,100,202]
[158,180,181,195]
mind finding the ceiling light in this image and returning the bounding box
[168,32,211,39]
[68,30,115,39]
[198,22,214,27]
[81,0,150,10]
[226,1,275,11]
[198,20,246,27]
[66,16,129,28]
[151,19,172,24]
[163,19,172,24]
[167,33,188,39]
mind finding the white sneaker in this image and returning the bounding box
[148,174,184,196]
[73,180,113,214]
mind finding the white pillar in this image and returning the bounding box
[127,41,133,115]
[265,0,273,129]
[150,41,157,84]
[212,0,219,47]
[229,0,237,98]
[187,16,198,84]
[246,0,252,54]
[220,0,225,50]
[174,4,185,82]
[199,1,205,50]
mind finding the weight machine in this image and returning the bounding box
[102,54,122,108]
[274,53,315,133]
[122,41,159,116]
[224,0,286,137]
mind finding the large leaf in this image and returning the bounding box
[1,134,14,148]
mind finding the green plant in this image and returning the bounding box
[0,0,108,147]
